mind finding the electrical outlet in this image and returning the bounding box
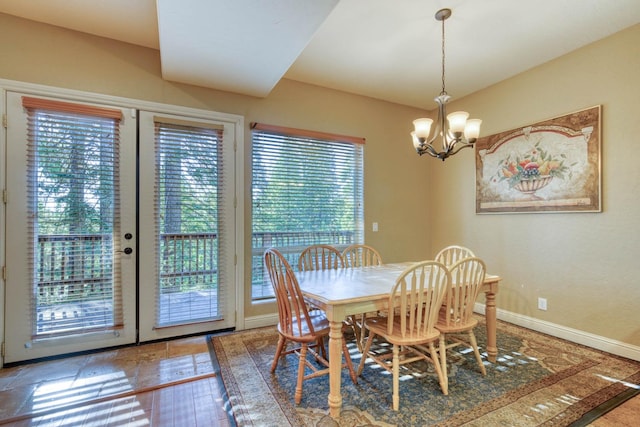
[538,297,547,311]
[372,222,378,232]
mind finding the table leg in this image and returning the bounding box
[485,288,498,362]
[327,319,343,418]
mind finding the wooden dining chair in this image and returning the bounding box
[357,260,450,410]
[341,244,382,268]
[436,257,487,379]
[264,248,357,405]
[341,244,383,351]
[298,244,344,271]
[434,245,475,267]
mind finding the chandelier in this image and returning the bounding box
[411,8,481,161]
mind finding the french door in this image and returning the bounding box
[137,111,236,342]
[4,91,237,362]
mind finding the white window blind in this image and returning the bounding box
[23,97,123,338]
[251,123,364,300]
[154,119,226,326]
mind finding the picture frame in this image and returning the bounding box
[475,106,601,214]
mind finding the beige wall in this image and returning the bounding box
[1,13,638,350]
[430,24,640,346]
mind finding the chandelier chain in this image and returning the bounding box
[441,15,446,96]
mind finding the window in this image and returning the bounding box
[250,123,364,300]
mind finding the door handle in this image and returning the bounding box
[116,247,133,255]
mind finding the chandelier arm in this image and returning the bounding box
[417,142,439,158]
[446,142,474,157]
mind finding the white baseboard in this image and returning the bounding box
[242,313,279,330]
[474,303,640,362]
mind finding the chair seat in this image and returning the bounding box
[366,315,440,346]
[435,315,478,334]
[278,311,330,342]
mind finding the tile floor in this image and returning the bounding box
[0,336,231,426]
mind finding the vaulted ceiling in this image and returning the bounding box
[1,0,639,109]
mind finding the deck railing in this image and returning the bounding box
[36,230,356,309]
[251,230,355,299]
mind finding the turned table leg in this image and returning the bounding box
[485,286,498,362]
[327,318,344,418]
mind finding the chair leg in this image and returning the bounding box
[392,344,400,411]
[469,330,487,376]
[359,313,369,352]
[271,335,286,373]
[357,332,376,376]
[439,334,447,380]
[430,341,448,395]
[349,314,363,352]
[316,336,327,360]
[294,343,308,405]
[341,334,358,384]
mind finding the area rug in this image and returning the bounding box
[210,317,640,426]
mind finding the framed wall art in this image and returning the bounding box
[475,106,601,214]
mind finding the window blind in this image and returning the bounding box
[23,97,123,338]
[153,119,226,326]
[251,124,364,300]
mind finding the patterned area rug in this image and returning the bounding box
[210,317,640,426]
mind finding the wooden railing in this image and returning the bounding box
[251,230,355,299]
[37,234,114,304]
[158,232,218,292]
[36,230,356,305]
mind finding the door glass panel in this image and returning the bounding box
[155,121,224,326]
[28,108,122,337]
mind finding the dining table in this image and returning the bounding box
[296,262,501,418]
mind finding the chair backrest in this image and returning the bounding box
[264,248,315,340]
[440,257,486,328]
[342,244,382,268]
[298,244,345,271]
[434,245,475,267]
[387,260,450,338]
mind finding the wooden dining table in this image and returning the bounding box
[296,262,501,418]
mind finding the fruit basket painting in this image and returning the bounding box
[475,106,601,213]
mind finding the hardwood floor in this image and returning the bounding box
[0,336,231,426]
[588,393,640,426]
[0,334,637,426]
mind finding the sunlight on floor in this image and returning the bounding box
[33,371,131,411]
[596,373,640,389]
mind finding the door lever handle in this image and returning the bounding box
[116,247,133,255]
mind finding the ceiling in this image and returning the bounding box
[1,0,639,109]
